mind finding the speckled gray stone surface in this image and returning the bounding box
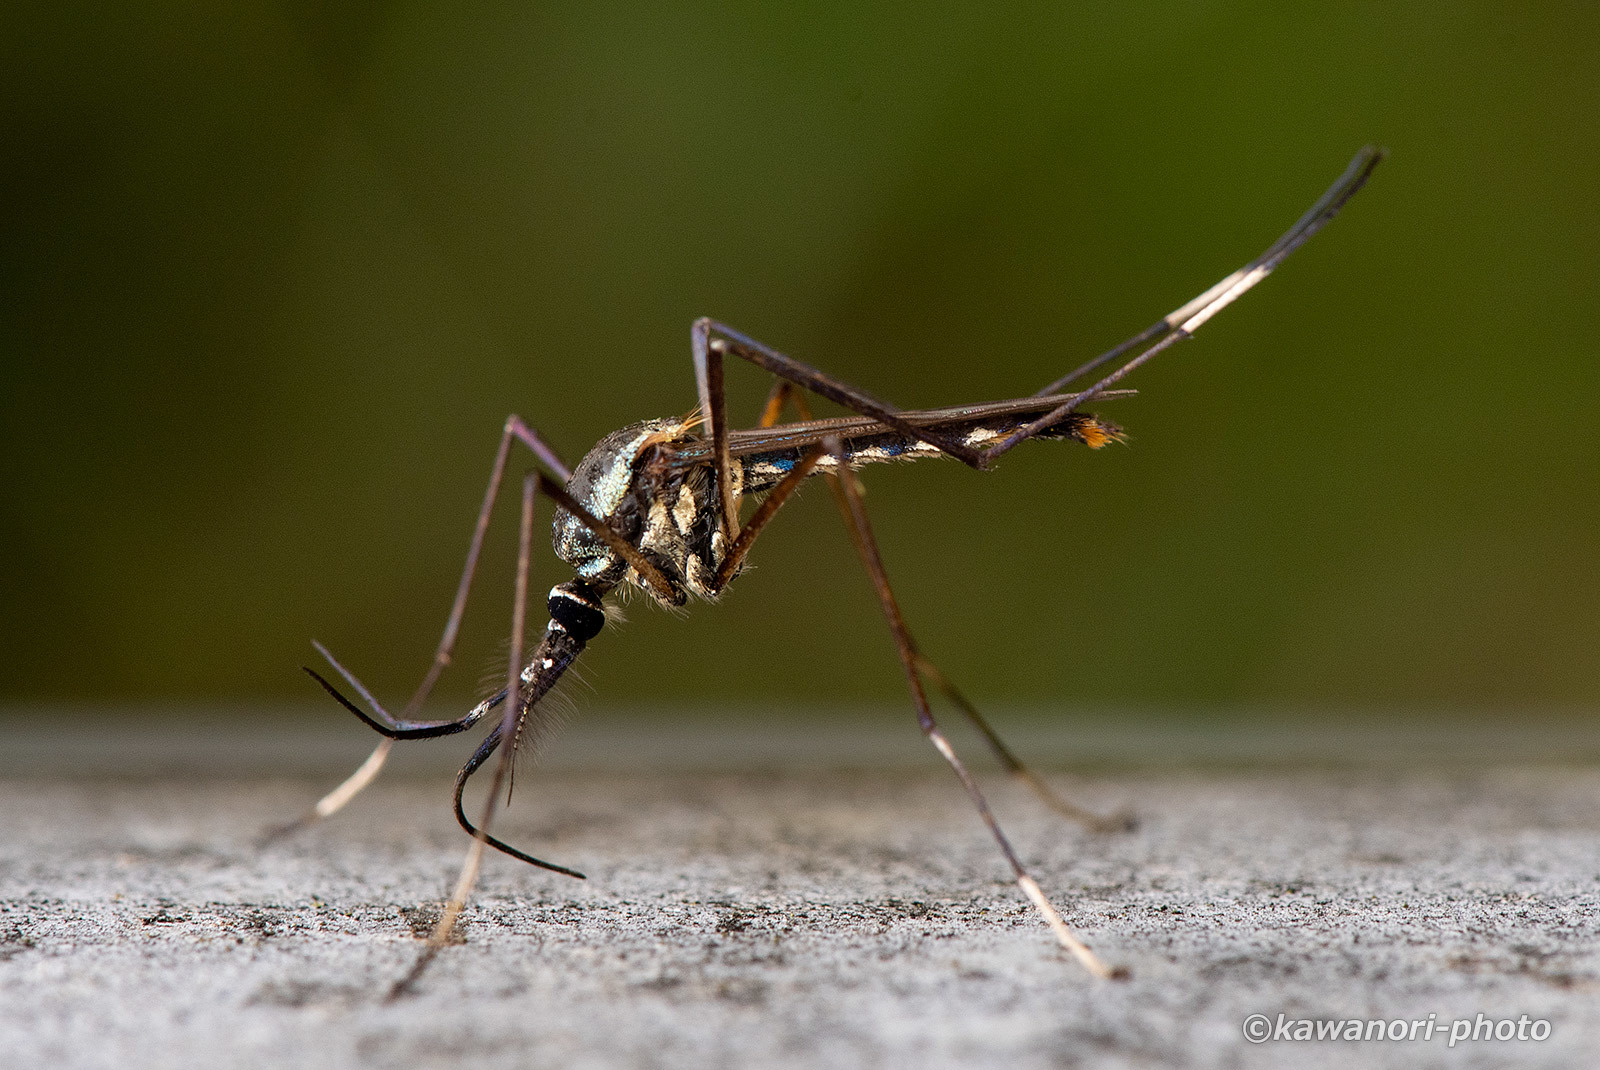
[2,713,1597,1069]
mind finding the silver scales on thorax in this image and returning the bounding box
[550,419,727,604]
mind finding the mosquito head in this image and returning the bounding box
[546,579,607,642]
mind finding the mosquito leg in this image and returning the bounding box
[534,472,679,604]
[691,364,840,593]
[694,151,1381,479]
[742,387,1124,834]
[280,417,571,837]
[393,418,572,718]
[710,442,829,590]
[820,435,1120,979]
[1035,147,1384,400]
[705,374,863,592]
[692,319,989,471]
[910,654,1134,833]
[700,150,1383,474]
[755,378,798,428]
[761,379,868,543]
[707,381,862,591]
[980,147,1385,463]
[696,331,743,541]
[391,471,546,1001]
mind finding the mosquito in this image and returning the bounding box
[285,147,1383,995]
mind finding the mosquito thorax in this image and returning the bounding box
[547,580,607,642]
[550,416,726,607]
[551,419,683,582]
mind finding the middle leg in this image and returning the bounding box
[820,434,1121,979]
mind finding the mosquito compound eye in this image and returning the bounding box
[547,583,606,642]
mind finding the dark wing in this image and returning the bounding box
[662,389,1137,470]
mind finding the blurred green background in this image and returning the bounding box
[2,1,1597,718]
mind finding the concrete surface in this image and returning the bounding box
[2,712,1599,1069]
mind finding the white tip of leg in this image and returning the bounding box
[426,835,490,950]
[313,738,395,819]
[1016,874,1124,980]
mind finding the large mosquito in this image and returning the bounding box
[286,147,1383,994]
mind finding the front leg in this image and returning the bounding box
[391,473,566,1000]
[267,416,574,842]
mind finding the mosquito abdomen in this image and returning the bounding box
[740,412,1121,493]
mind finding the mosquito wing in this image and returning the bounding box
[662,388,1136,470]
